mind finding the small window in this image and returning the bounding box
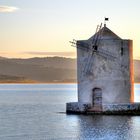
[121,41,124,56]
[92,45,98,51]
[121,47,123,56]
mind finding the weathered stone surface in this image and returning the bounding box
[103,103,140,111]
[77,27,134,104]
[66,103,140,115]
[66,102,91,113]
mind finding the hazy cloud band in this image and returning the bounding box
[0,6,19,13]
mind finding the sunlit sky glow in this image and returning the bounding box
[0,0,140,59]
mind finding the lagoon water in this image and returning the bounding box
[0,84,140,140]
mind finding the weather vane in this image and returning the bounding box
[104,17,109,26]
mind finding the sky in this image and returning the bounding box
[0,0,140,59]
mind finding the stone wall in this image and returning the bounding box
[66,103,140,115]
[103,103,140,111]
[77,27,133,105]
[66,102,91,113]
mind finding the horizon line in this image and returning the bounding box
[0,55,140,60]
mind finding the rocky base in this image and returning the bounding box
[66,102,91,114]
[66,102,140,115]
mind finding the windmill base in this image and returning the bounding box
[66,102,140,115]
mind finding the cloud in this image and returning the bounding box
[24,52,76,57]
[0,5,19,13]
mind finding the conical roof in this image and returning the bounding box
[88,26,122,41]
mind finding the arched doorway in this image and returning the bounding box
[92,88,102,111]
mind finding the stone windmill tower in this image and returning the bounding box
[67,21,135,113]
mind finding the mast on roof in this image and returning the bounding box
[104,17,109,27]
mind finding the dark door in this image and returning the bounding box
[92,88,102,110]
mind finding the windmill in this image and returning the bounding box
[67,20,134,114]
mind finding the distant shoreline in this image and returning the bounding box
[0,81,77,84]
[0,82,139,84]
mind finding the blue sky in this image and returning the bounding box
[0,0,140,58]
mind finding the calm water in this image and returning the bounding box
[0,84,140,140]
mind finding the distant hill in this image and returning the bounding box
[8,57,76,69]
[0,57,139,83]
[0,57,76,83]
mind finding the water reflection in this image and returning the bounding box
[65,115,140,140]
[128,117,140,140]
